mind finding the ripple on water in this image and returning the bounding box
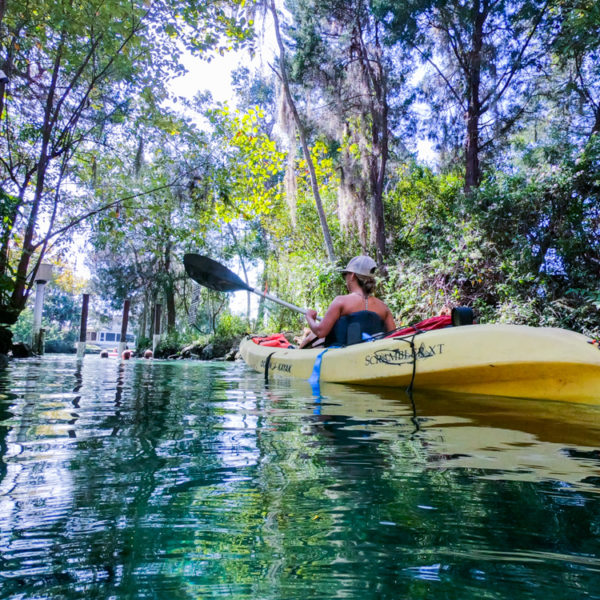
[0,355,600,599]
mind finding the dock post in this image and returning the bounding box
[152,303,162,354]
[77,294,89,358]
[31,263,53,355]
[118,299,131,356]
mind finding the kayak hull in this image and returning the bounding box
[239,324,600,404]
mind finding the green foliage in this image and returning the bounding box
[215,312,248,339]
[385,164,463,258]
[136,335,152,354]
[10,309,33,345]
[377,155,600,336]
[44,326,78,353]
[207,105,286,223]
[11,285,80,350]
[152,311,246,358]
[209,312,248,355]
[155,331,183,357]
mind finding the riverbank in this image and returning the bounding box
[0,332,296,364]
[157,337,242,361]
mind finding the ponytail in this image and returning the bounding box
[356,275,376,296]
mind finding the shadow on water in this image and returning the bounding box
[0,356,599,599]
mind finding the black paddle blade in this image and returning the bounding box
[184,254,249,293]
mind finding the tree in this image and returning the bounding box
[551,0,600,138]
[89,109,216,336]
[0,0,253,354]
[0,0,164,352]
[374,0,551,192]
[284,0,415,266]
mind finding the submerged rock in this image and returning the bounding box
[160,336,243,361]
[224,347,240,361]
[180,342,204,358]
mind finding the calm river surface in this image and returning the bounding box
[1,354,600,599]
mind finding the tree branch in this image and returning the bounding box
[412,44,465,109]
[480,0,549,112]
[31,182,183,251]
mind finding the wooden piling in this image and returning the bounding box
[153,303,162,353]
[118,299,131,356]
[77,293,89,358]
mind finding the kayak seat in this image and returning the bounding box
[451,306,474,326]
[325,310,385,347]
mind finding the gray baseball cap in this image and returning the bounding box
[340,255,377,277]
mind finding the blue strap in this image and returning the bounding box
[309,347,331,388]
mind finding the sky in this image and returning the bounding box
[170,51,242,103]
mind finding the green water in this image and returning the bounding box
[1,355,600,599]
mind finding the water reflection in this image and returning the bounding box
[304,382,600,489]
[0,355,599,599]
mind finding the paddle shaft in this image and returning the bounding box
[247,286,318,319]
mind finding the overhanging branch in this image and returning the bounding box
[31,182,184,251]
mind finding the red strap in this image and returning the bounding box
[386,314,452,337]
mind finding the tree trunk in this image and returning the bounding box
[256,268,267,329]
[227,222,251,324]
[10,155,50,313]
[7,33,65,321]
[164,242,176,333]
[464,1,484,194]
[269,0,336,263]
[591,105,600,138]
[364,22,389,266]
[139,296,147,342]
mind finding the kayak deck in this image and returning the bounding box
[239,324,600,404]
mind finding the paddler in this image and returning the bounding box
[303,255,395,347]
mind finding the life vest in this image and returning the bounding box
[251,333,294,349]
[325,310,386,347]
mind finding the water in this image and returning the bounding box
[1,355,600,600]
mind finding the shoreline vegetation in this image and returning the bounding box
[0,333,256,362]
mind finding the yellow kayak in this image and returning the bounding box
[239,324,600,404]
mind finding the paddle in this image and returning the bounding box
[184,253,317,318]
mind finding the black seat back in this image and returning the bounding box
[451,306,474,326]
